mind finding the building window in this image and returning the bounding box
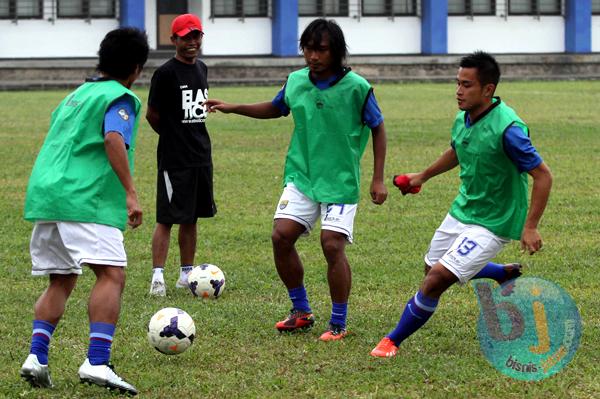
[509,0,561,15]
[58,0,116,18]
[0,0,43,19]
[593,0,600,15]
[298,0,349,17]
[211,0,269,18]
[448,0,495,16]
[362,0,417,17]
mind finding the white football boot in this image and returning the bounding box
[20,354,53,388]
[78,358,138,396]
[175,270,191,288]
[149,278,166,296]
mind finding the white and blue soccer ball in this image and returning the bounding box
[147,307,195,355]
[188,263,226,299]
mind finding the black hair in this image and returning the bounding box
[97,27,149,80]
[299,18,348,70]
[459,51,500,87]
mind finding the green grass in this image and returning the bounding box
[0,81,599,398]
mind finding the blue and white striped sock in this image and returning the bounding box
[30,320,56,365]
[387,291,439,346]
[288,286,311,313]
[330,302,348,329]
[88,322,115,365]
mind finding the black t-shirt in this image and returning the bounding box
[148,57,211,169]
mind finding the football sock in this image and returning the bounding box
[472,262,506,282]
[330,302,348,329]
[88,322,115,366]
[30,320,56,365]
[387,290,439,346]
[180,265,193,280]
[152,267,164,281]
[288,286,311,313]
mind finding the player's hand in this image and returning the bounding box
[392,173,424,195]
[370,180,388,205]
[406,172,426,187]
[126,191,142,229]
[521,227,542,255]
[204,99,233,113]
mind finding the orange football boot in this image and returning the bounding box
[319,324,348,341]
[370,337,399,358]
[275,309,315,332]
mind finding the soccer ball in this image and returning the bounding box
[188,263,226,299]
[147,307,195,355]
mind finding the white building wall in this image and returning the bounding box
[199,0,272,55]
[448,16,565,54]
[144,0,420,55]
[299,17,421,55]
[144,0,271,55]
[592,16,600,52]
[202,18,272,55]
[0,18,118,58]
[0,0,583,58]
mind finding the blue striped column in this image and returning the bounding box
[272,0,298,57]
[120,0,145,30]
[565,0,591,53]
[421,0,447,54]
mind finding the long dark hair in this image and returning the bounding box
[299,18,348,70]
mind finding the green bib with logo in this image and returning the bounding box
[449,99,528,240]
[283,68,372,204]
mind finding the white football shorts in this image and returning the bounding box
[30,221,127,276]
[274,183,357,243]
[424,213,510,284]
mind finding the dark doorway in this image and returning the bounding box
[157,0,188,49]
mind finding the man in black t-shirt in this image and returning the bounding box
[147,13,216,296]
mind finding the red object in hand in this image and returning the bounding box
[392,175,421,195]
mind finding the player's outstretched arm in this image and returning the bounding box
[104,132,142,228]
[521,161,553,254]
[370,123,387,205]
[204,100,282,119]
[409,147,459,186]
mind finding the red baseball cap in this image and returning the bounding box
[171,13,203,37]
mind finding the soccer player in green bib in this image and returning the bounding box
[371,51,553,357]
[20,28,148,394]
[206,19,388,340]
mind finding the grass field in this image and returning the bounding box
[0,80,598,398]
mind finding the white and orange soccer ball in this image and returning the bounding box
[187,263,226,299]
[147,307,195,355]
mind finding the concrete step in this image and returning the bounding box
[2,53,600,90]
